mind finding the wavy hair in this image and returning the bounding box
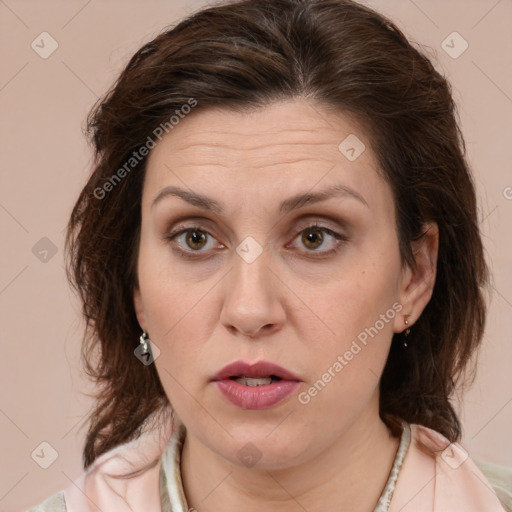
[65,0,489,469]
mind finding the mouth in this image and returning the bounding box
[212,360,301,383]
[212,360,301,410]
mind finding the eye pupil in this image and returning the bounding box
[302,228,323,249]
[186,230,207,250]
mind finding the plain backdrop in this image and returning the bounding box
[0,1,511,510]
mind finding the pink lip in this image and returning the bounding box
[212,360,301,382]
[212,360,301,410]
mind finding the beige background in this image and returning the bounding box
[0,0,511,510]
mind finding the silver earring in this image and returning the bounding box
[140,331,150,356]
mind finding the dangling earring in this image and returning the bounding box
[139,331,151,360]
[403,315,411,347]
[135,331,160,365]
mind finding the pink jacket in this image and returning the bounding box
[39,419,508,511]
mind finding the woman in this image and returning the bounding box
[27,0,511,510]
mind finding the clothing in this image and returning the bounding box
[26,415,512,512]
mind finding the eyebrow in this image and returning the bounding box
[151,184,369,214]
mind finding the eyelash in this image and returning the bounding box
[165,223,349,260]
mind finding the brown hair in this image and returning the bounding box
[66,0,489,469]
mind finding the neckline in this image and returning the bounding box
[161,421,411,512]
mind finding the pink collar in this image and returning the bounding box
[389,424,506,512]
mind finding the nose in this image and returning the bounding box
[219,244,286,339]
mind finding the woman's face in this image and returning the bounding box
[134,99,435,470]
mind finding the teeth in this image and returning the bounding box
[235,376,273,386]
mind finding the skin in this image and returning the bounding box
[133,98,438,512]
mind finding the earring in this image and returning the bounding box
[139,331,151,358]
[403,315,411,347]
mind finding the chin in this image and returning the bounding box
[216,422,310,471]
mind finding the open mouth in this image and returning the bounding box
[229,375,282,386]
[213,362,301,409]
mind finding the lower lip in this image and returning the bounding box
[214,379,301,410]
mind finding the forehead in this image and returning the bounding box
[143,99,391,214]
[148,99,374,165]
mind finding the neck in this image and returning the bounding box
[180,400,400,512]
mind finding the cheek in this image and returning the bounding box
[136,242,218,389]
[316,260,399,339]
[137,231,214,335]
[295,303,396,425]
[143,281,214,374]
[298,254,401,396]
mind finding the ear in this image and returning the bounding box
[133,285,147,332]
[393,222,439,333]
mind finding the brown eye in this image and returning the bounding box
[301,228,324,249]
[165,224,225,259]
[185,229,208,250]
[287,223,348,258]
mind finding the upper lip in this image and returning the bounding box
[212,360,301,381]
